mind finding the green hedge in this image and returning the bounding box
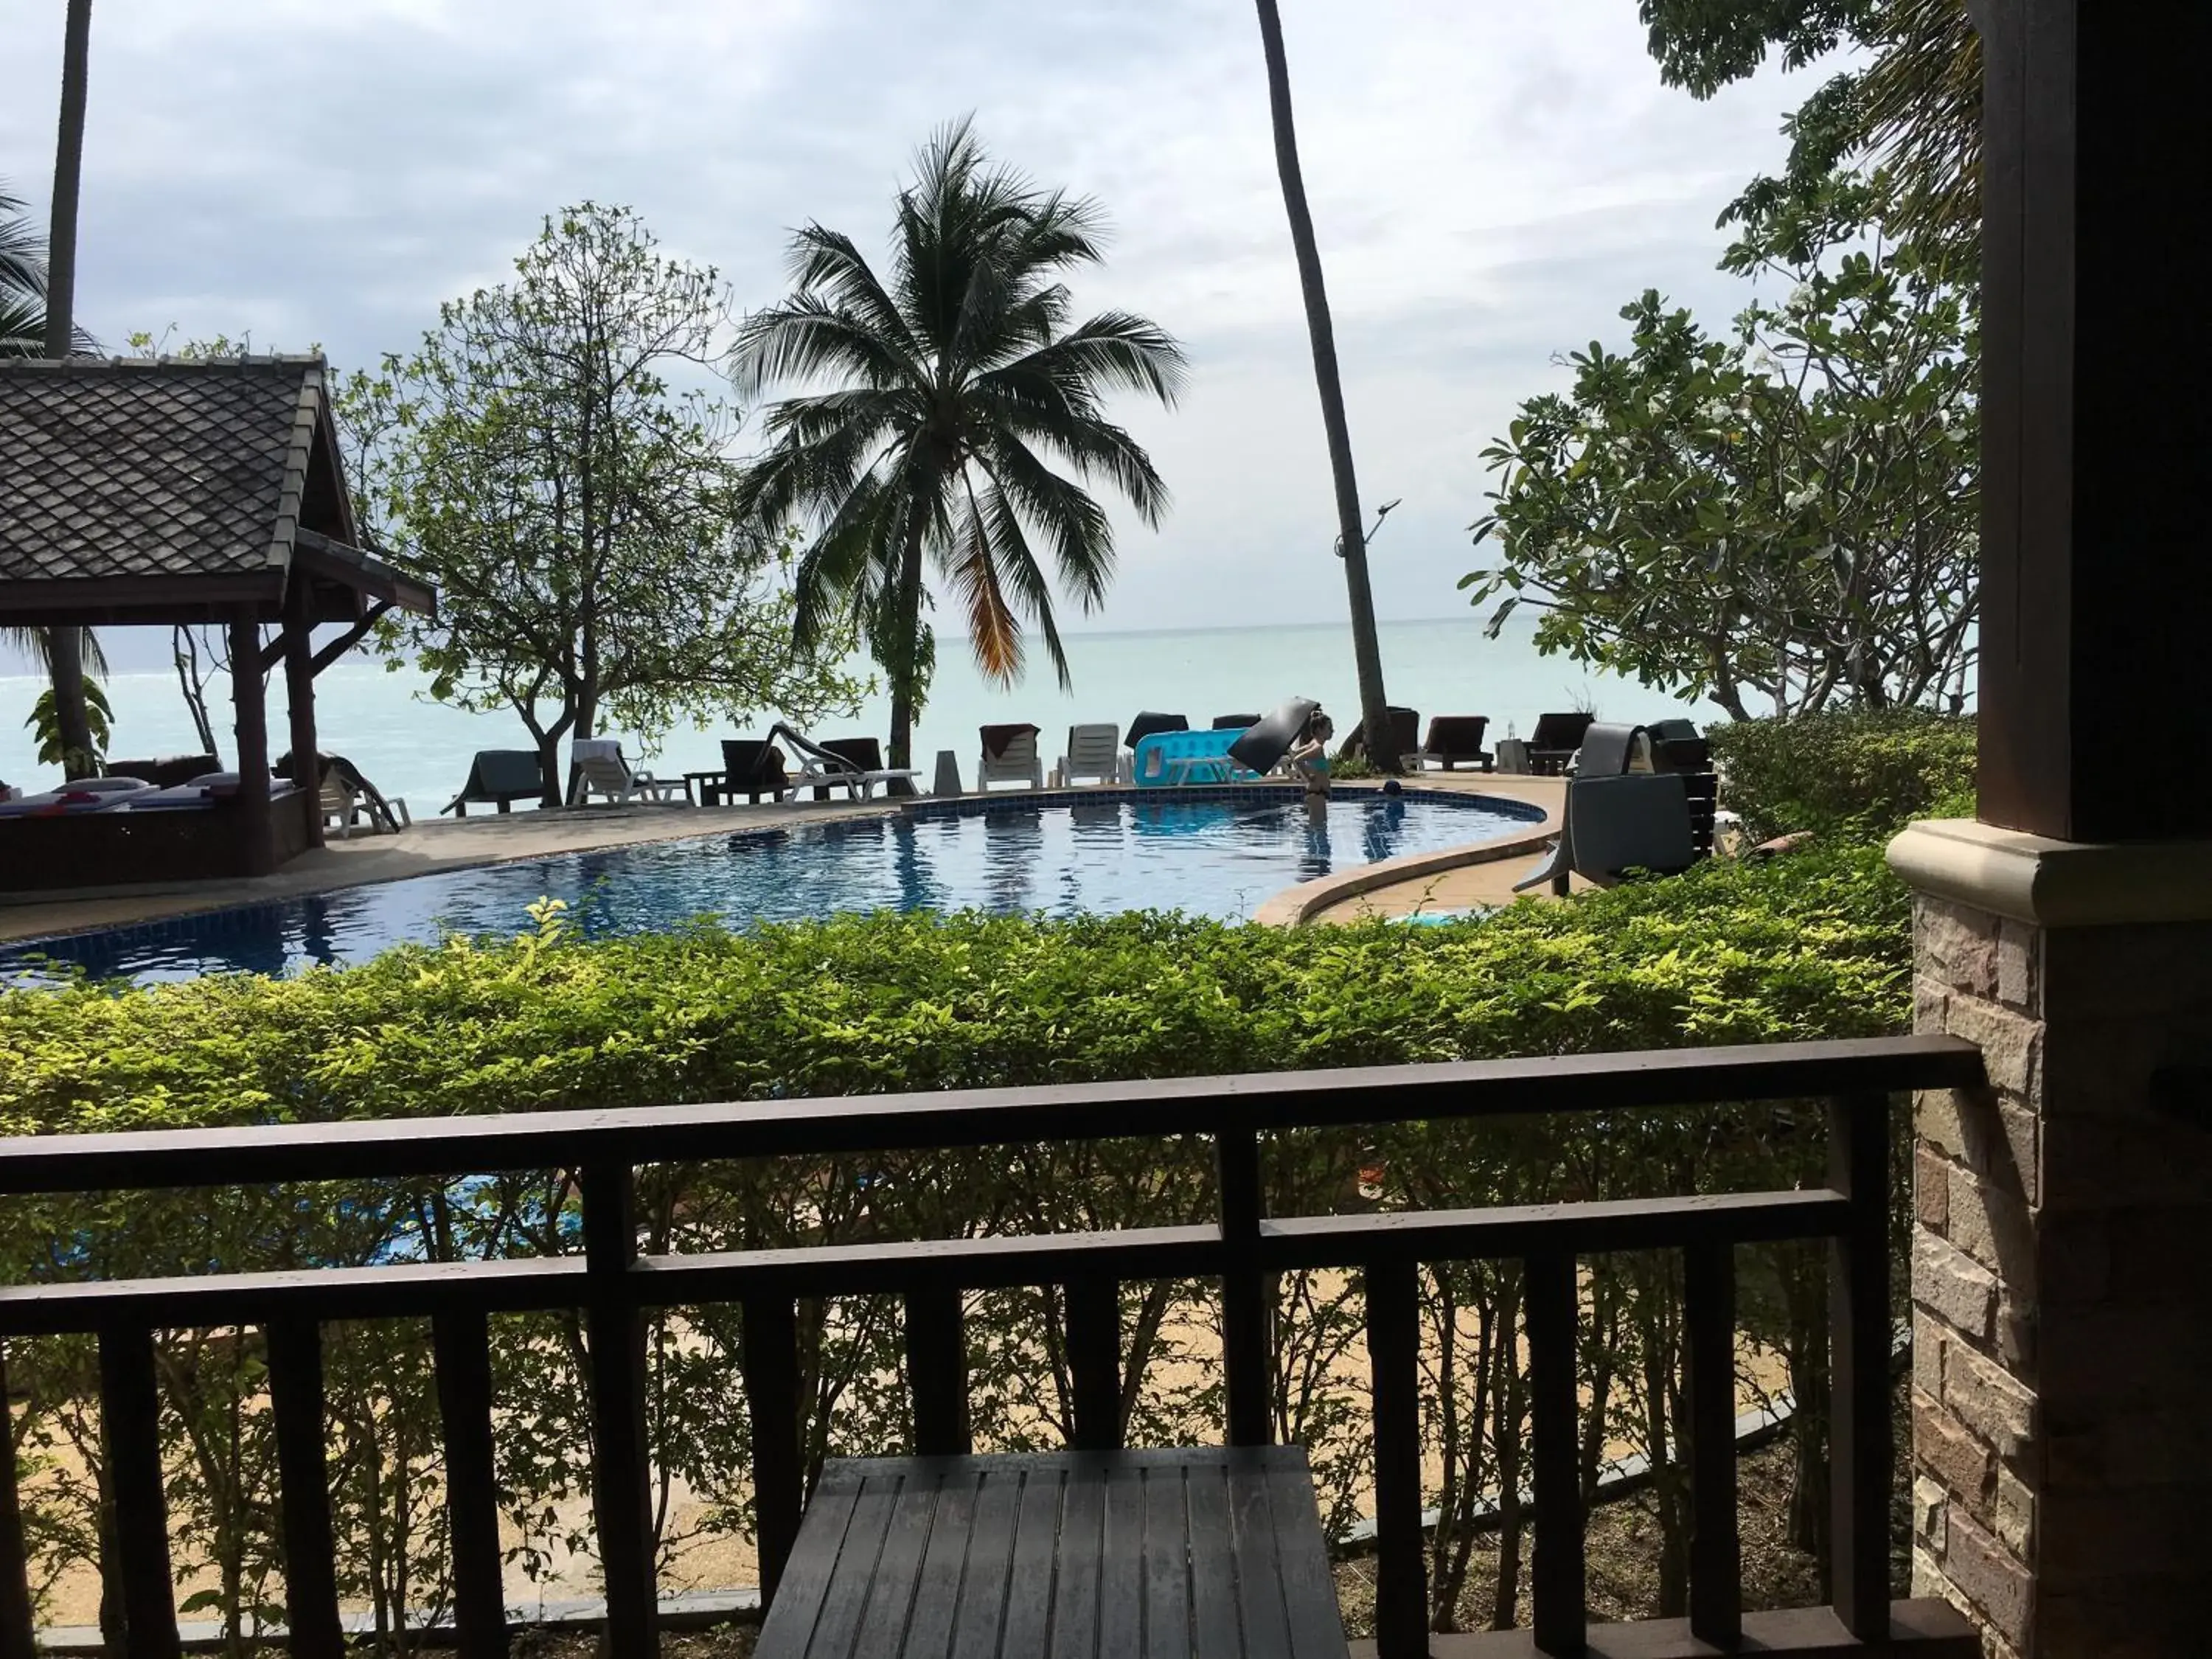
[1708,709,1977,845]
[0,849,1912,1637]
[0,842,1910,1136]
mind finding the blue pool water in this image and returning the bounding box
[2,788,1542,985]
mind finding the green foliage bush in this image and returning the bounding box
[1708,708,1977,844]
[0,846,1911,1637]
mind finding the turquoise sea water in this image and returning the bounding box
[0,615,1720,813]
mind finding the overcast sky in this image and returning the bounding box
[4,0,1826,650]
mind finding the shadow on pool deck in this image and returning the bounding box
[0,771,1565,947]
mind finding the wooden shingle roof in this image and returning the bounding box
[0,355,433,626]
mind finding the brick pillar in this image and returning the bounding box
[1892,820,2212,1658]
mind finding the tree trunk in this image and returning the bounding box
[1251,0,1397,771]
[886,532,927,776]
[44,1,97,775]
[47,627,97,777]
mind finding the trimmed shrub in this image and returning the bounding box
[0,849,1911,1635]
[1708,709,1976,844]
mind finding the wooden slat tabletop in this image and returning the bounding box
[757,1447,1352,1659]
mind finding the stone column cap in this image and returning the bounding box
[1888,818,2212,927]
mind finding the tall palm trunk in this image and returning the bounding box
[44,0,97,778]
[885,529,926,782]
[1251,0,1398,771]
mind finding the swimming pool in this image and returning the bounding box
[2,787,1543,984]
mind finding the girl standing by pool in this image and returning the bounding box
[1287,709,1334,823]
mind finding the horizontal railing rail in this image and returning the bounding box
[0,1034,1983,1659]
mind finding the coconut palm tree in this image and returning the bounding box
[3,182,105,773]
[0,182,95,356]
[733,118,1186,772]
[32,0,100,777]
[1251,0,1399,771]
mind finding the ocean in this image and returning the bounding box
[0,615,1722,813]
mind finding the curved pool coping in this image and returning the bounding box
[1251,786,1562,927]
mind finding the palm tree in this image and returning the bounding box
[1,184,51,355]
[734,118,1186,773]
[1251,0,1399,771]
[33,0,98,777]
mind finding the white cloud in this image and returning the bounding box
[3,0,1828,647]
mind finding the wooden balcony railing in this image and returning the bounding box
[0,1035,1984,1659]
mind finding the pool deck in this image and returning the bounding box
[0,771,1567,945]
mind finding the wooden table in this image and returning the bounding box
[756,1447,1351,1659]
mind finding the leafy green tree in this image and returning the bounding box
[1639,0,1980,266]
[733,119,1186,773]
[1464,177,1977,719]
[339,204,866,806]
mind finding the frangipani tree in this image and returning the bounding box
[1465,175,1978,720]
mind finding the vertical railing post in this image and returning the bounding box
[740,1295,803,1608]
[1063,1276,1123,1452]
[265,1318,344,1659]
[433,1308,509,1659]
[1683,1241,1742,1649]
[1525,1251,1585,1659]
[0,1341,38,1659]
[97,1324,180,1659]
[1216,1123,1272,1447]
[1366,1257,1427,1659]
[580,1160,656,1659]
[1828,1091,1892,1640]
[904,1282,970,1455]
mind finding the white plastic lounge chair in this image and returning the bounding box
[767,726,919,801]
[321,772,369,837]
[570,739,690,807]
[1054,724,1122,787]
[978,725,1046,791]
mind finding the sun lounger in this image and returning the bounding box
[1211,713,1262,730]
[792,735,916,801]
[765,726,917,800]
[694,739,790,806]
[442,750,546,815]
[278,751,410,835]
[1133,727,1258,787]
[0,776,156,818]
[1054,723,1122,787]
[1337,706,1421,764]
[1526,712,1598,776]
[1514,772,1697,894]
[978,724,1046,790]
[105,754,220,789]
[1415,715,1492,771]
[123,773,307,811]
[569,737,690,807]
[1124,712,1189,752]
[1225,699,1320,776]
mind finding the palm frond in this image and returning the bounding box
[0,181,45,301]
[782,224,919,357]
[732,295,924,398]
[1858,0,1980,264]
[984,310,1189,407]
[942,478,1024,684]
[972,431,1117,612]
